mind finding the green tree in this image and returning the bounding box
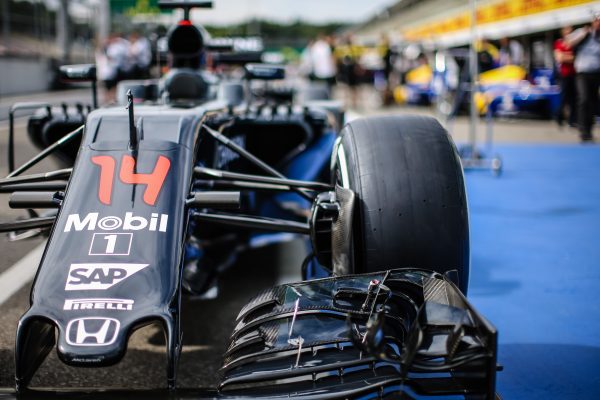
[125,0,161,16]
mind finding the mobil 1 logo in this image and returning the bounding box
[65,263,149,291]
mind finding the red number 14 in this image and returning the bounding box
[91,155,171,206]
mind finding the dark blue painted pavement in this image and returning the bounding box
[466,144,600,399]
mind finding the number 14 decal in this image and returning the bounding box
[91,155,170,206]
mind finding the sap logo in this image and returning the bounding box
[64,212,168,233]
[64,298,134,311]
[65,263,149,291]
[66,317,119,346]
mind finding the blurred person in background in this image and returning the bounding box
[308,33,337,95]
[130,30,152,79]
[336,35,362,109]
[567,13,600,142]
[379,34,394,105]
[107,32,133,82]
[96,32,133,103]
[498,37,524,66]
[477,38,499,72]
[96,35,118,103]
[554,26,577,128]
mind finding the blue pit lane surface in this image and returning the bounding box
[465,144,600,400]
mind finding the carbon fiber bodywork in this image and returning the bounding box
[220,269,497,399]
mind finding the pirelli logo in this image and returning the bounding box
[63,298,134,311]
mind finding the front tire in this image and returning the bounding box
[334,115,470,292]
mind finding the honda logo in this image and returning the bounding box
[66,317,120,346]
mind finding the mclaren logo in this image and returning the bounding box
[66,317,120,346]
[65,263,149,291]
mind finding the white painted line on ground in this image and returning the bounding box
[0,241,46,305]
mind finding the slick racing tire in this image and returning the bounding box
[334,115,469,292]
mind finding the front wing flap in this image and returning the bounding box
[219,268,498,399]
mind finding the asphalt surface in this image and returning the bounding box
[0,87,591,393]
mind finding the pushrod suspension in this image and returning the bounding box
[201,124,314,201]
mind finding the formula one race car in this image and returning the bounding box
[432,49,560,119]
[0,1,498,399]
